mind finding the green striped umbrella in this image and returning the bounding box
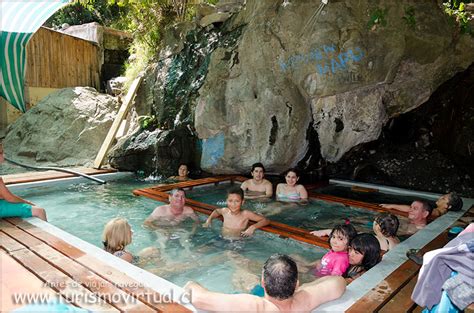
[0,0,69,112]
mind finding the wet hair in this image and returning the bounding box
[263,254,298,300]
[227,187,244,200]
[349,233,381,270]
[170,188,186,196]
[416,200,433,215]
[251,162,265,172]
[328,224,358,249]
[102,217,132,254]
[178,163,188,168]
[447,192,463,212]
[284,168,300,178]
[375,213,399,237]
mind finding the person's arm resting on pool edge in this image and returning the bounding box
[203,208,223,228]
[184,281,264,312]
[241,211,270,237]
[294,275,346,311]
[379,203,410,212]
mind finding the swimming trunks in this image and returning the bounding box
[0,199,32,218]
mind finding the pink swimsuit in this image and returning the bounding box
[313,250,349,277]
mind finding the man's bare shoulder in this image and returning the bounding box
[151,204,170,216]
[183,206,196,214]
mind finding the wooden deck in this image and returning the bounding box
[2,168,117,185]
[0,218,190,312]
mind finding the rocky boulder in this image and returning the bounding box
[194,0,474,172]
[4,87,118,166]
[108,125,200,177]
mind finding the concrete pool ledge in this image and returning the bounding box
[26,218,196,311]
[7,172,134,192]
[330,178,442,199]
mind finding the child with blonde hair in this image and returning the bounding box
[102,217,134,262]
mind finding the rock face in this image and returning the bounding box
[193,0,474,172]
[108,126,199,177]
[4,87,117,166]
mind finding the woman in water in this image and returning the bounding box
[275,168,308,202]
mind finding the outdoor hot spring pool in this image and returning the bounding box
[15,177,331,294]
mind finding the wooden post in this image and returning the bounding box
[93,75,143,169]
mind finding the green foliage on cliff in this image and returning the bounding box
[367,7,388,30]
[443,0,474,35]
[45,0,124,28]
[403,6,416,29]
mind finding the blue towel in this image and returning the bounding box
[250,284,265,297]
[422,272,461,313]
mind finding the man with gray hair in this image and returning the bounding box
[144,188,198,227]
[184,254,346,312]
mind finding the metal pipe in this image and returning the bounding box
[5,158,106,185]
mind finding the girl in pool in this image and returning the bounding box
[275,168,308,202]
[345,233,382,282]
[373,213,400,252]
[300,224,357,277]
[102,217,135,262]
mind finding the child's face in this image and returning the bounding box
[348,246,364,265]
[251,167,265,181]
[285,171,299,186]
[330,231,349,252]
[227,193,243,213]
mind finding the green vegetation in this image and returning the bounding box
[48,0,222,91]
[138,115,159,130]
[45,0,124,29]
[367,7,388,30]
[443,0,473,35]
[403,6,416,29]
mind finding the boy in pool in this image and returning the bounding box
[203,187,270,239]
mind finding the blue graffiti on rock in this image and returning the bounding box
[278,45,364,75]
[201,132,225,168]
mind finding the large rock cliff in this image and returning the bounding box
[193,0,473,172]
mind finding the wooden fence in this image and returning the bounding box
[25,27,101,89]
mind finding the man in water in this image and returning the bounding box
[0,142,47,221]
[184,254,346,312]
[144,188,198,227]
[240,163,273,199]
[382,200,432,235]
